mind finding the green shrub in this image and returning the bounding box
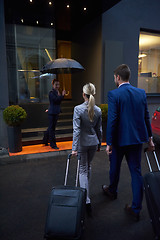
[99,104,108,122]
[3,105,27,126]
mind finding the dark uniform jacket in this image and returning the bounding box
[48,88,64,115]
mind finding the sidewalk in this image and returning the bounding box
[0,141,74,165]
[0,142,106,165]
[0,146,157,240]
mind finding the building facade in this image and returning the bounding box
[1,0,160,148]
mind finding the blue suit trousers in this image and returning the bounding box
[109,144,143,213]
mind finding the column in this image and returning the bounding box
[0,0,9,148]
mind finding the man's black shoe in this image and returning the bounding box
[42,139,48,146]
[124,204,140,222]
[50,145,59,149]
[102,185,117,200]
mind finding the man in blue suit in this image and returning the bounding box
[43,79,66,149]
[102,64,155,221]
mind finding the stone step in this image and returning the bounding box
[57,119,73,126]
[22,119,73,129]
[60,106,74,113]
[21,100,78,145]
[58,112,73,120]
[61,100,78,107]
[22,133,73,146]
[22,125,73,138]
[21,101,76,129]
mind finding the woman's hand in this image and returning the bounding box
[72,150,78,156]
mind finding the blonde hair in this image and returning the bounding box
[83,83,96,122]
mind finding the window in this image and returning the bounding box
[138,31,160,94]
[6,24,56,104]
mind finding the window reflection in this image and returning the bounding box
[138,31,160,94]
[6,24,56,104]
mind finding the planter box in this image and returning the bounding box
[7,126,22,153]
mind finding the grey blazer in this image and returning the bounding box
[72,101,102,151]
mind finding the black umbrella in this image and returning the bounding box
[41,58,85,74]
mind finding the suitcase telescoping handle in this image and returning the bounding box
[144,148,160,172]
[64,153,80,187]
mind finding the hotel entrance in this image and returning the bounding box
[5,23,73,144]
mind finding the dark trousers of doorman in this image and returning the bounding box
[43,114,59,147]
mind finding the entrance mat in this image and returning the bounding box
[9,142,106,156]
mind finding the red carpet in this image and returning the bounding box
[9,141,106,156]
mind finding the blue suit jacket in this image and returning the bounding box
[48,88,64,115]
[106,83,152,147]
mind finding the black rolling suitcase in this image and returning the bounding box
[44,153,86,240]
[144,148,160,240]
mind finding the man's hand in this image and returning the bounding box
[106,145,112,155]
[148,137,155,151]
[62,90,66,96]
[72,150,77,156]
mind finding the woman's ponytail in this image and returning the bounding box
[83,83,96,122]
[88,94,95,121]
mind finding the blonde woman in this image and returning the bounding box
[72,83,102,216]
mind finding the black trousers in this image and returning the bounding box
[43,114,59,147]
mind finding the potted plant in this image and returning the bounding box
[3,105,27,153]
[99,104,108,142]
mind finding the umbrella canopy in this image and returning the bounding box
[41,58,85,74]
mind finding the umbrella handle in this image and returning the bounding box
[65,91,69,96]
[62,79,69,96]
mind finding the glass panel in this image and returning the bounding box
[6,24,56,104]
[138,31,160,94]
